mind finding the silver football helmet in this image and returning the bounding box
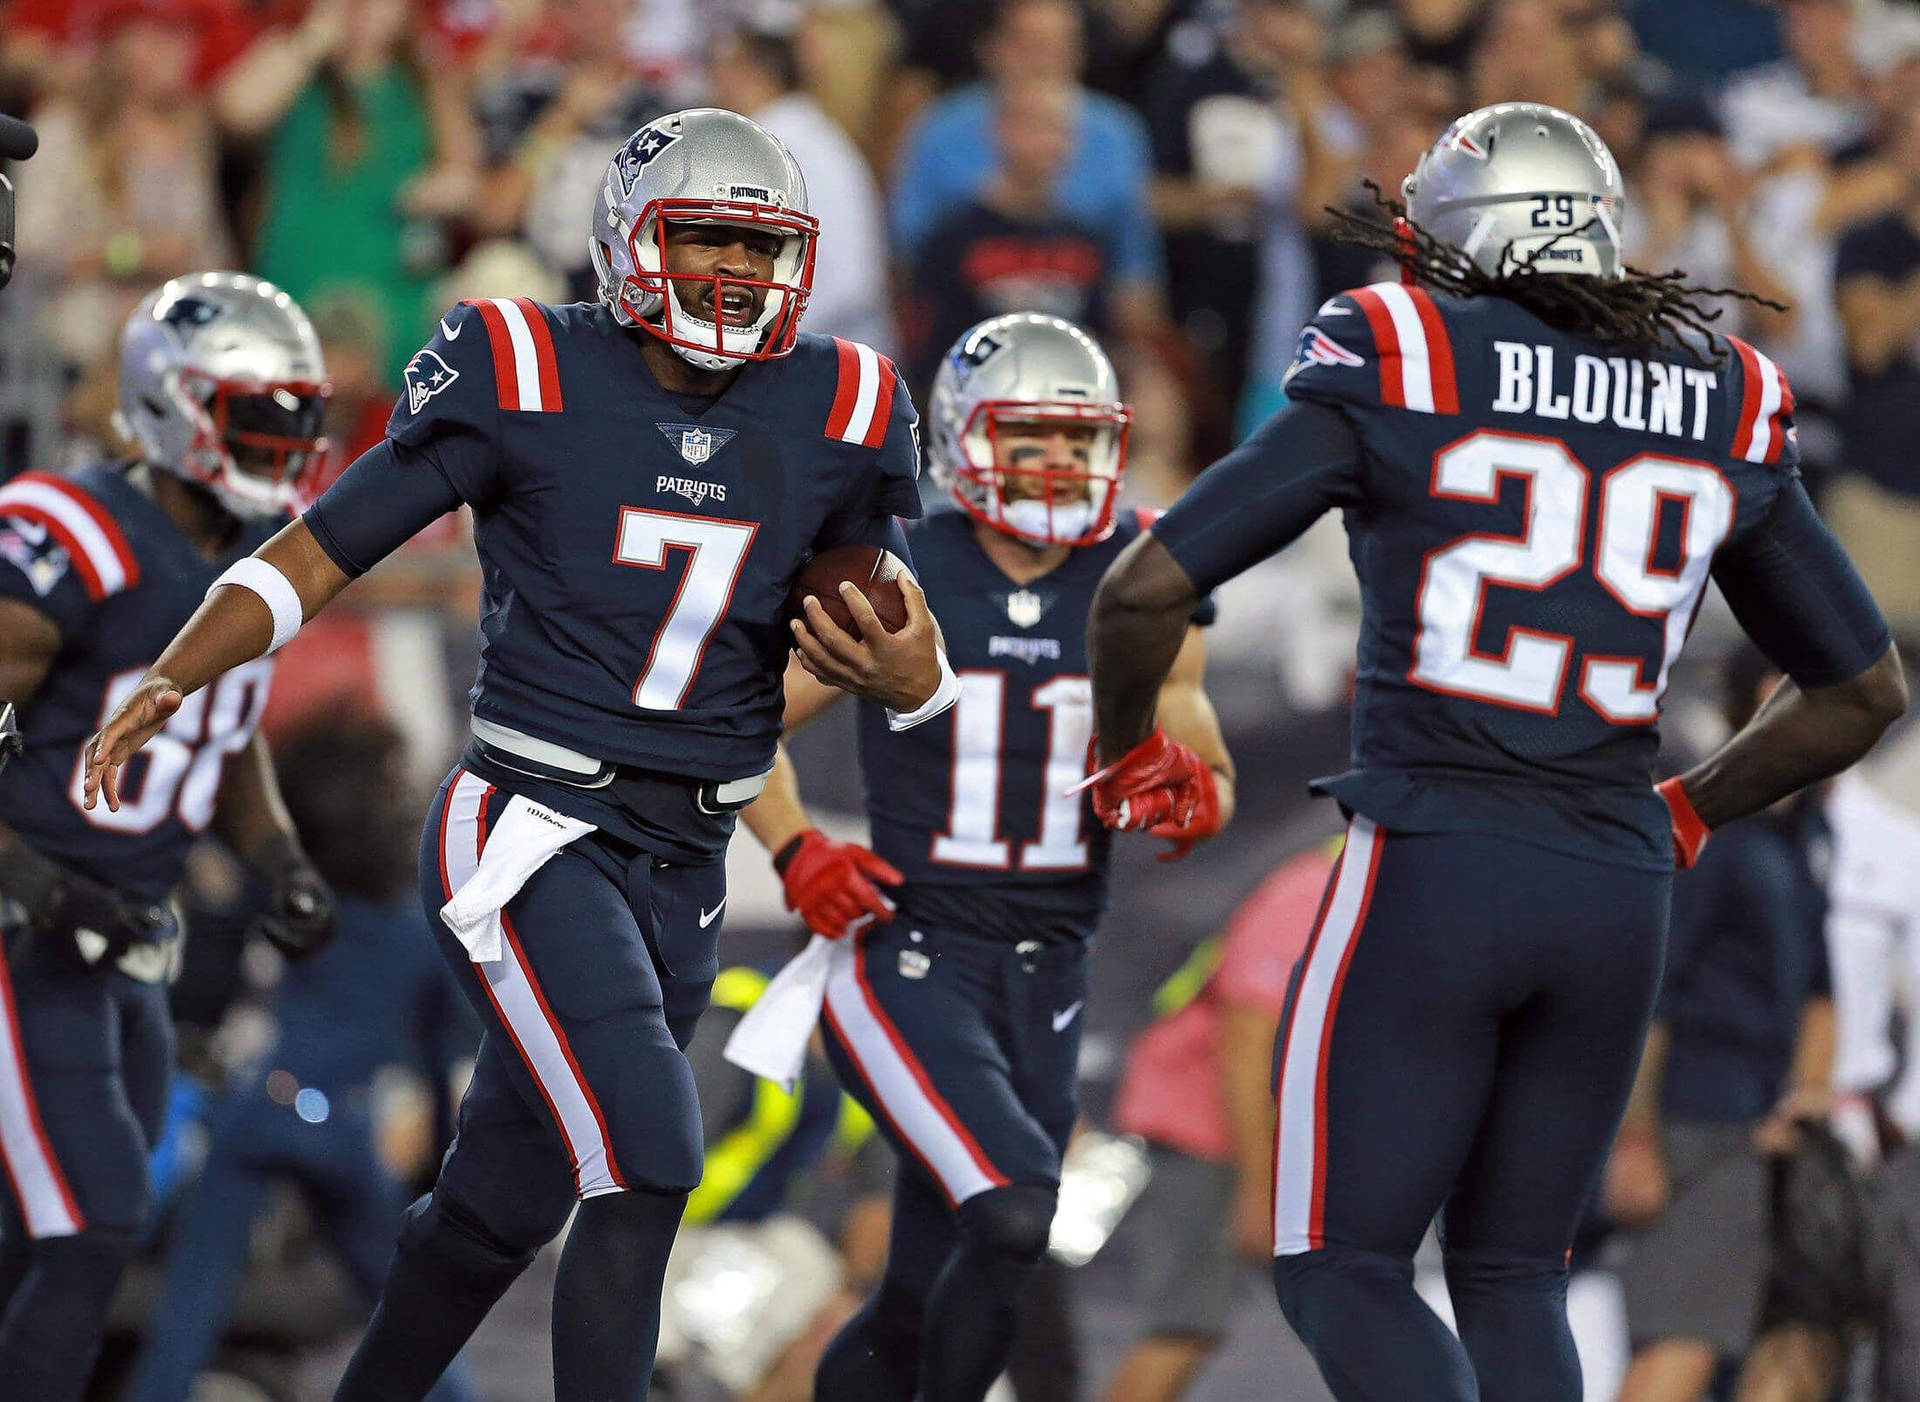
[1403,102,1626,279]
[588,108,816,371]
[928,314,1130,548]
[115,272,329,519]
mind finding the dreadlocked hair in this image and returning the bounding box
[1326,182,1787,367]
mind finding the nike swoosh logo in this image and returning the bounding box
[440,317,463,340]
[1051,1000,1084,1033]
[699,899,727,929]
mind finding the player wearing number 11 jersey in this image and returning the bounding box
[742,314,1232,1402]
[1084,103,1904,1402]
[82,110,950,1402]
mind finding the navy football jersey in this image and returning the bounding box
[1223,281,1817,869]
[0,466,278,900]
[306,299,922,784]
[858,509,1215,943]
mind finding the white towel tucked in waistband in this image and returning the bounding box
[439,795,595,962]
[723,934,840,1090]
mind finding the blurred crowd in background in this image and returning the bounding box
[4,0,1920,1399]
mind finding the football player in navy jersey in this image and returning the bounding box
[0,271,336,1401]
[740,313,1232,1402]
[84,109,953,1402]
[1082,103,1908,1402]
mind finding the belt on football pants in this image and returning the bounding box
[469,716,773,813]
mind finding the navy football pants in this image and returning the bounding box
[335,766,722,1401]
[0,929,172,1401]
[815,920,1084,1402]
[1270,817,1668,1402]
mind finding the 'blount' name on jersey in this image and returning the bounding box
[1491,340,1718,442]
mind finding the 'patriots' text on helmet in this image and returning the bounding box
[1403,102,1626,280]
[115,272,330,520]
[929,314,1130,549]
[588,108,817,371]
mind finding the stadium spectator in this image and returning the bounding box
[16,0,234,376]
[1145,0,1353,428]
[1719,0,1868,176]
[1104,837,1342,1402]
[708,16,896,353]
[889,0,1164,301]
[464,0,665,303]
[219,0,480,386]
[1605,651,1841,1402]
[901,76,1131,396]
[1621,97,1794,345]
[1828,103,1920,635]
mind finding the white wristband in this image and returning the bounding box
[887,649,960,731]
[210,557,304,655]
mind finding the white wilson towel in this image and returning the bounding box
[723,934,839,1090]
[439,795,595,962]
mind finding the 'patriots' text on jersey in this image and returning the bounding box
[859,510,1214,943]
[305,299,923,787]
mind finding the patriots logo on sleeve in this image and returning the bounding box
[1285,326,1366,385]
[405,349,461,414]
[0,520,70,597]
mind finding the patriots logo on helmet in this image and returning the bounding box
[1285,327,1366,384]
[1444,126,1490,160]
[953,330,1005,377]
[404,349,460,414]
[615,126,679,198]
[158,295,222,336]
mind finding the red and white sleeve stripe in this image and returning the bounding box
[825,338,899,449]
[1728,336,1794,465]
[465,298,564,413]
[0,472,139,600]
[1346,283,1460,416]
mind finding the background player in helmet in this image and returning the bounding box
[83,109,952,1402]
[0,271,335,1401]
[1081,102,1906,1402]
[738,313,1233,1402]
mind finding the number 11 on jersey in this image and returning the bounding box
[933,671,1093,871]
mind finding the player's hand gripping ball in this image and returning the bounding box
[774,828,904,939]
[1075,729,1222,862]
[786,546,943,712]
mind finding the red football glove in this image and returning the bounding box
[1074,729,1221,862]
[773,829,904,939]
[1656,776,1711,870]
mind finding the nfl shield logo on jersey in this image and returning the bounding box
[1006,589,1045,629]
[680,429,713,465]
[405,349,460,414]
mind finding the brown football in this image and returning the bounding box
[788,544,910,636]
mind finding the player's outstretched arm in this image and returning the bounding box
[1088,532,1201,761]
[83,519,350,812]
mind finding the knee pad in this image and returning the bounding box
[400,1189,559,1277]
[1441,1246,1567,1300]
[955,1184,1057,1265]
[1272,1243,1415,1324]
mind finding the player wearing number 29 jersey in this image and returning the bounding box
[1085,104,1901,1402]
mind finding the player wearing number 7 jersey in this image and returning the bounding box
[740,314,1233,1402]
[1085,103,1906,1402]
[82,110,951,1402]
[0,272,337,1401]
